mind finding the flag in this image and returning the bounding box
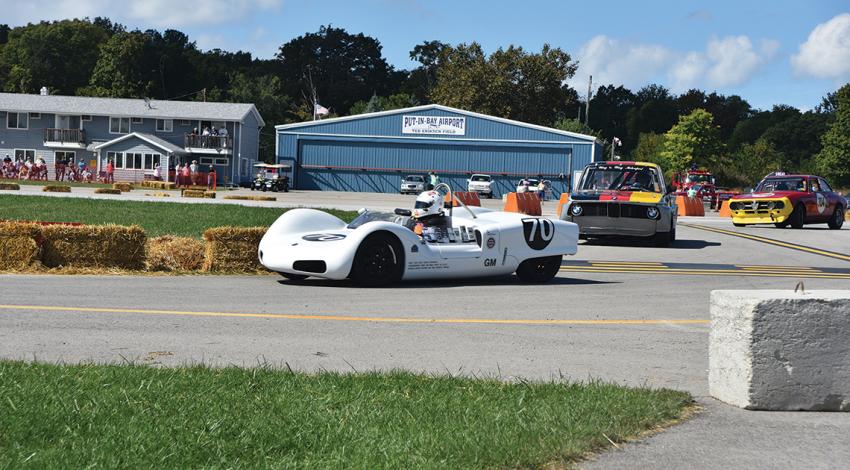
[314,103,329,116]
[613,137,622,147]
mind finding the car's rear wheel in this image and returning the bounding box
[515,255,562,283]
[349,232,404,287]
[790,203,805,229]
[828,205,844,230]
[279,272,308,281]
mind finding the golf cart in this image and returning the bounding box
[252,163,291,192]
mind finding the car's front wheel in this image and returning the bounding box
[828,205,844,230]
[515,255,562,283]
[790,203,806,229]
[349,232,404,287]
[653,224,676,247]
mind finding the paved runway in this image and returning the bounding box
[1,219,848,469]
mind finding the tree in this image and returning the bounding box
[276,25,401,117]
[405,40,449,102]
[626,84,678,151]
[553,118,597,136]
[81,31,154,98]
[0,20,108,94]
[226,72,294,162]
[632,132,667,168]
[659,109,725,174]
[430,42,577,125]
[349,93,418,115]
[588,85,635,149]
[729,139,784,187]
[814,83,850,187]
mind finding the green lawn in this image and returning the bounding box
[0,194,358,237]
[0,361,692,469]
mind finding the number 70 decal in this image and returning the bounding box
[522,218,555,250]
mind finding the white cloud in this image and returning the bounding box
[704,36,777,87]
[671,52,708,90]
[572,35,673,90]
[2,0,281,27]
[791,13,850,80]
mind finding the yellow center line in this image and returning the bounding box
[0,304,709,326]
[681,223,850,262]
[737,265,817,270]
[586,261,665,265]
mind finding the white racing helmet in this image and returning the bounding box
[413,190,444,219]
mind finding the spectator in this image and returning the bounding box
[219,126,228,148]
[207,165,216,190]
[190,160,199,185]
[537,179,546,201]
[428,171,439,190]
[106,159,115,183]
[181,163,191,187]
[78,158,85,173]
[153,162,162,180]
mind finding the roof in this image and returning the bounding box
[275,104,598,142]
[93,132,187,155]
[0,92,264,126]
[590,161,661,169]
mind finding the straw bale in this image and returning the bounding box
[162,182,177,190]
[0,183,20,190]
[202,226,267,272]
[223,195,276,201]
[182,190,205,198]
[41,224,146,270]
[203,191,216,199]
[0,222,42,270]
[112,183,133,192]
[145,192,171,197]
[94,188,122,195]
[146,236,205,271]
[43,185,71,193]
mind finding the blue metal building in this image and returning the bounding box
[275,104,601,197]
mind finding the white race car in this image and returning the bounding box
[258,185,579,286]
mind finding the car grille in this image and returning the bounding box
[573,202,652,218]
[729,200,785,213]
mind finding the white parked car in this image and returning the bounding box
[516,178,540,193]
[400,175,426,194]
[259,184,578,286]
[467,174,494,198]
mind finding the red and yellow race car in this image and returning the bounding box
[728,173,846,229]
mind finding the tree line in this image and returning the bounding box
[1,19,847,187]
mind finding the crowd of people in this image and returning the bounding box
[1,154,99,182]
[187,126,229,149]
[174,160,217,189]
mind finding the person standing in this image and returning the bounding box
[428,171,439,190]
[190,160,199,185]
[207,165,216,190]
[181,163,191,187]
[106,159,115,183]
[153,161,162,181]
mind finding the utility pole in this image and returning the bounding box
[585,75,592,126]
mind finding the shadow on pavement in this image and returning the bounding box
[277,275,618,289]
[581,238,721,249]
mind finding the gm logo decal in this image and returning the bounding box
[522,218,555,250]
[302,233,346,242]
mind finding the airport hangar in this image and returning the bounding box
[275,104,602,197]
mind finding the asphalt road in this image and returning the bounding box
[1,220,849,469]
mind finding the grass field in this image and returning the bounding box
[0,361,692,469]
[0,194,358,237]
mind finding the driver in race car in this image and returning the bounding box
[410,190,450,239]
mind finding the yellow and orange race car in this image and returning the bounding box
[728,173,846,229]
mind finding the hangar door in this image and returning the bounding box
[296,139,572,195]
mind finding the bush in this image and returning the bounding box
[41,224,147,270]
[146,236,205,271]
[94,188,122,195]
[43,185,71,193]
[202,227,266,272]
[0,223,42,270]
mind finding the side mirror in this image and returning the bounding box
[394,208,412,216]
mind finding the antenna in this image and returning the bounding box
[143,97,152,109]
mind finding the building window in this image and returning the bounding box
[131,117,143,124]
[30,113,41,119]
[81,115,92,121]
[199,157,214,165]
[14,149,35,161]
[55,150,76,162]
[179,119,191,126]
[121,152,143,169]
[143,153,161,170]
[155,119,173,133]
[7,112,28,130]
[214,158,229,165]
[107,151,124,168]
[109,117,130,134]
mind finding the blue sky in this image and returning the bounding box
[6,0,850,110]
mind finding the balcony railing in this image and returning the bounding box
[184,134,232,150]
[44,128,86,145]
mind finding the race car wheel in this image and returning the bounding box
[515,255,562,283]
[790,203,805,229]
[653,225,676,247]
[350,232,404,287]
[828,205,844,230]
[279,272,308,281]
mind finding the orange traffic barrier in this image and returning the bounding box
[444,191,481,208]
[504,192,542,216]
[676,195,705,217]
[718,200,732,217]
[555,193,570,218]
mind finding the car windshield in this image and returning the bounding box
[347,211,407,229]
[405,176,424,182]
[756,178,807,192]
[471,175,490,182]
[686,174,713,183]
[580,165,662,192]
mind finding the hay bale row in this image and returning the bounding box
[203,191,216,199]
[94,188,122,195]
[0,222,42,270]
[0,183,20,190]
[43,185,71,193]
[41,224,147,270]
[112,182,133,192]
[145,192,171,197]
[202,227,267,272]
[146,236,205,272]
[223,195,276,202]
[182,189,205,198]
[140,181,177,190]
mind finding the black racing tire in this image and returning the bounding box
[653,224,676,247]
[828,205,844,230]
[515,255,562,283]
[733,223,746,227]
[279,272,308,281]
[790,203,805,229]
[250,186,255,191]
[774,220,789,228]
[349,232,404,287]
[261,186,267,192]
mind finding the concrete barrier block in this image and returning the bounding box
[709,290,850,411]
